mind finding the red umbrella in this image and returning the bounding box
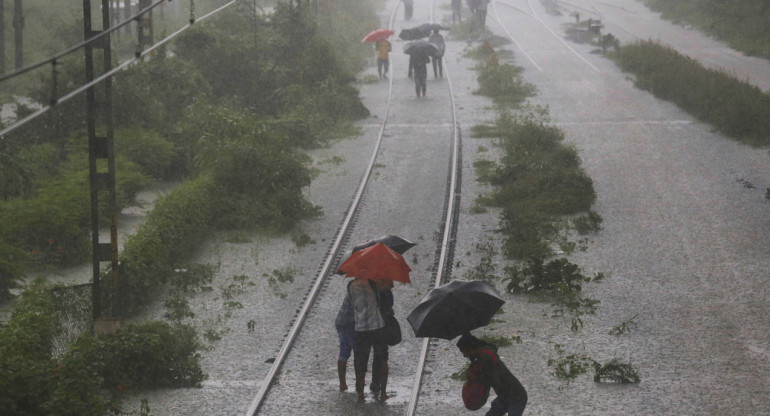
[362,29,394,43]
[338,243,411,283]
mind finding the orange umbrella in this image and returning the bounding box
[362,29,394,43]
[338,243,411,283]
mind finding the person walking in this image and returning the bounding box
[348,277,386,402]
[476,0,488,26]
[334,291,357,391]
[403,0,414,20]
[370,279,394,401]
[375,38,392,79]
[411,54,430,97]
[457,333,528,415]
[452,0,463,23]
[428,29,445,79]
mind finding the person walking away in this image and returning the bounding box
[370,279,394,401]
[412,54,430,97]
[403,0,414,20]
[452,0,463,23]
[476,0,488,26]
[334,291,357,391]
[428,29,445,79]
[348,277,386,402]
[375,38,392,79]
[457,333,528,415]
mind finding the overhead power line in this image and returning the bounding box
[0,0,239,140]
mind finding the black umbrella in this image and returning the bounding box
[403,40,441,58]
[418,22,450,31]
[407,280,505,340]
[399,26,431,40]
[335,235,416,274]
[399,23,450,40]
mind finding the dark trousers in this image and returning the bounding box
[353,330,387,374]
[432,55,443,78]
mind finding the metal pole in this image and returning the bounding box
[83,0,101,322]
[1,0,5,74]
[13,0,21,70]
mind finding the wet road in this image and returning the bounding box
[124,0,770,414]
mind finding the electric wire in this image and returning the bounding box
[0,0,238,140]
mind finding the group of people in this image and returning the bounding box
[374,29,445,98]
[335,277,395,402]
[335,278,528,414]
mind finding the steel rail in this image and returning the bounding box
[490,0,543,71]
[524,0,600,72]
[0,0,238,140]
[0,0,168,83]
[243,2,401,414]
[405,0,462,414]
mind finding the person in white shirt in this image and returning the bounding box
[348,277,386,402]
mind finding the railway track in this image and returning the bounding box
[491,0,601,72]
[245,0,462,413]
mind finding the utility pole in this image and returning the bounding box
[1,0,5,74]
[83,0,120,331]
[138,0,153,54]
[13,0,21,70]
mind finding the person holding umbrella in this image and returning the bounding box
[348,277,387,401]
[412,54,430,97]
[370,279,395,401]
[375,38,392,79]
[338,242,412,402]
[456,333,528,415]
[429,29,445,79]
[334,291,356,391]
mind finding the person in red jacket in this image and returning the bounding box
[457,333,528,415]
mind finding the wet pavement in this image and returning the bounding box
[118,0,770,415]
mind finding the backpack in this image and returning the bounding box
[462,349,497,410]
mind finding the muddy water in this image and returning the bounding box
[115,0,770,414]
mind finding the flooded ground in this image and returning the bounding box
[16,0,767,414]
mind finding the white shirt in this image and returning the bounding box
[348,278,385,332]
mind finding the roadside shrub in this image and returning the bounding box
[0,147,150,266]
[114,127,180,179]
[475,62,536,108]
[119,175,217,313]
[0,287,205,415]
[504,257,594,294]
[644,0,770,59]
[0,239,27,299]
[477,109,597,259]
[113,56,211,135]
[0,143,61,200]
[0,286,56,415]
[609,40,770,146]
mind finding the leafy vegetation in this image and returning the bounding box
[473,108,599,259]
[548,344,640,383]
[609,40,770,147]
[643,0,770,59]
[0,285,204,415]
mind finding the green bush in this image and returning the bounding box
[0,286,57,414]
[644,0,770,59]
[0,143,61,201]
[0,145,151,266]
[609,40,770,146]
[119,175,217,313]
[0,286,205,415]
[0,239,27,299]
[475,62,536,108]
[114,127,180,179]
[477,109,597,259]
[112,56,212,135]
